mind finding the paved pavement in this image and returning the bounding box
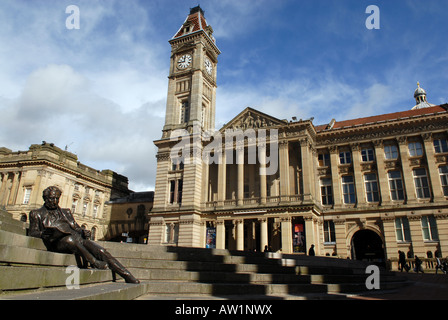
[353,272,448,300]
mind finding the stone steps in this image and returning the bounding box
[0,209,28,235]
[0,225,410,300]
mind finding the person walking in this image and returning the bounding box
[308,244,315,256]
[414,255,424,273]
[398,250,408,272]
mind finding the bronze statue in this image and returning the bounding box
[29,186,140,284]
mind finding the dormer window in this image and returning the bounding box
[183,22,193,35]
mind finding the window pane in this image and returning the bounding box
[395,218,404,241]
[429,216,439,240]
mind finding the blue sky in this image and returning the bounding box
[1,0,447,191]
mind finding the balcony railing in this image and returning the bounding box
[204,194,305,209]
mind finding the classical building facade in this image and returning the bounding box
[0,142,130,240]
[150,7,448,264]
[105,191,153,243]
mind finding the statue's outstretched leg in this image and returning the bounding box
[83,240,140,284]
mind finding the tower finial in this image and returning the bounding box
[417,81,420,88]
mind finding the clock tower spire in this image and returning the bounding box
[162,5,220,138]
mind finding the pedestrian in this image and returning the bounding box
[414,255,424,273]
[398,250,408,272]
[308,244,315,256]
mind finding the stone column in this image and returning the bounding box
[435,213,448,257]
[0,173,9,206]
[237,145,244,206]
[259,217,268,251]
[422,133,444,201]
[373,140,391,206]
[382,215,398,262]
[203,155,210,203]
[280,216,293,253]
[334,218,347,258]
[218,148,227,205]
[397,136,417,204]
[7,172,20,206]
[147,217,165,245]
[236,219,244,251]
[300,138,312,201]
[178,214,202,247]
[30,170,44,206]
[351,143,365,206]
[408,214,424,256]
[279,141,290,201]
[259,144,267,204]
[304,216,315,254]
[216,220,226,249]
[329,146,343,208]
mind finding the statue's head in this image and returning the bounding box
[42,186,62,210]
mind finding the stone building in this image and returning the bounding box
[0,142,130,240]
[105,191,153,243]
[149,6,448,264]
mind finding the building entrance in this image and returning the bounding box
[351,229,385,265]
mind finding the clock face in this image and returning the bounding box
[177,54,192,69]
[204,57,213,75]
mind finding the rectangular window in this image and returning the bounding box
[318,153,330,167]
[169,179,183,204]
[93,205,98,218]
[323,220,336,243]
[320,178,333,205]
[82,202,88,217]
[364,173,379,202]
[342,175,356,204]
[23,188,32,204]
[339,151,351,165]
[421,216,439,241]
[169,180,176,204]
[71,199,78,213]
[395,217,411,242]
[439,165,448,196]
[171,158,185,171]
[388,171,405,201]
[384,145,398,160]
[413,168,431,199]
[180,101,190,124]
[409,142,423,157]
[361,148,375,162]
[434,139,448,154]
[177,179,183,204]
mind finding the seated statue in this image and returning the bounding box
[29,186,140,284]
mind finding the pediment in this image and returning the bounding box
[220,107,287,132]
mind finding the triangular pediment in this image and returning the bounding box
[220,107,287,132]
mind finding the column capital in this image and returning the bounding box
[350,143,360,151]
[373,139,384,147]
[329,145,338,154]
[422,132,433,142]
[397,136,408,145]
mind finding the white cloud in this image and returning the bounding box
[0,64,163,191]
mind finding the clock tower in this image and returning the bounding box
[150,6,220,246]
[162,5,220,137]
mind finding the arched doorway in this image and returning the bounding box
[351,229,385,265]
